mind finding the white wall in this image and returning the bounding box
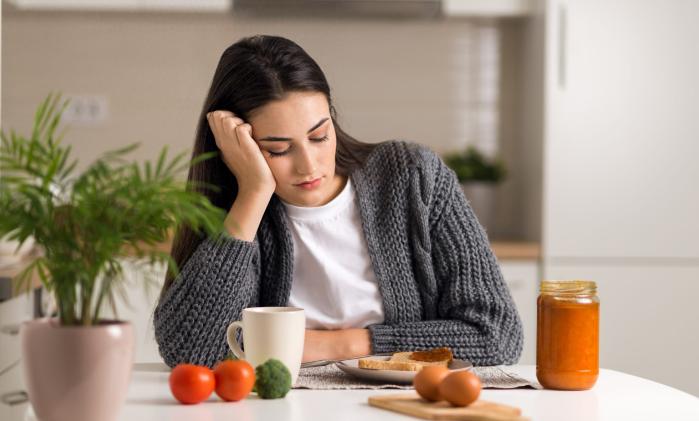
[1,8,534,240]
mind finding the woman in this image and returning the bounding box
[154,35,522,369]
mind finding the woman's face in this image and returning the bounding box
[248,91,345,207]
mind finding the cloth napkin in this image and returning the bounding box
[293,364,541,390]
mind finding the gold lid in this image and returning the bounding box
[540,280,597,295]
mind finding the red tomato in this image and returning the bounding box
[169,364,215,404]
[213,360,256,402]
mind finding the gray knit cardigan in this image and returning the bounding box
[154,140,523,368]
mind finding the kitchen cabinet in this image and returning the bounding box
[143,0,229,11]
[8,0,534,16]
[6,0,230,11]
[546,264,699,397]
[541,0,699,259]
[500,259,539,365]
[526,0,699,397]
[443,0,532,17]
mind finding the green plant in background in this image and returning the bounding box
[0,93,225,326]
[444,146,507,183]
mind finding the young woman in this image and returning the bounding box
[154,35,523,369]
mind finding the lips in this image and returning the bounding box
[295,177,322,190]
[295,177,321,186]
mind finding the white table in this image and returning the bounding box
[2,362,698,421]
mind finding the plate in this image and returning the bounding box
[335,355,473,384]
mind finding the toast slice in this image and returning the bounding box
[357,347,453,371]
[357,357,424,371]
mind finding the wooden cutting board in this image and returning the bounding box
[368,393,530,421]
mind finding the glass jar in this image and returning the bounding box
[536,280,599,390]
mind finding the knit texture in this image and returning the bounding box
[153,140,523,368]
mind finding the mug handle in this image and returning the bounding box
[226,321,245,360]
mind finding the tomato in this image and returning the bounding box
[213,360,256,402]
[169,364,215,404]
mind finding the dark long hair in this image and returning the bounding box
[160,35,378,298]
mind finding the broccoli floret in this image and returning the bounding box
[254,359,292,399]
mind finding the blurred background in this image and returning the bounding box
[1,0,697,397]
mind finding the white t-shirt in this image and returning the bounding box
[281,178,385,330]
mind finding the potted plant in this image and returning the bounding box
[444,146,506,235]
[0,93,225,421]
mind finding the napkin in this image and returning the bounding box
[293,364,541,390]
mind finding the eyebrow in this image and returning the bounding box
[257,117,330,142]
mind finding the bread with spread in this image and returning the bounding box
[358,347,453,371]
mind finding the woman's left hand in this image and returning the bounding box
[302,329,372,363]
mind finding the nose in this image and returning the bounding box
[295,145,317,175]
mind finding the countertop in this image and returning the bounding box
[490,242,540,261]
[1,362,697,421]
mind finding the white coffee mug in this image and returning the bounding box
[226,307,305,384]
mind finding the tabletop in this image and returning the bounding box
[2,362,698,421]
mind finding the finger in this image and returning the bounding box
[206,111,214,129]
[210,111,227,141]
[222,114,245,137]
[222,115,245,135]
[206,112,222,149]
[222,113,245,127]
[222,118,241,145]
[213,111,245,138]
[208,114,227,151]
[235,123,253,147]
[213,110,243,126]
[206,111,223,147]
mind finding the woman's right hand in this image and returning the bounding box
[206,110,276,195]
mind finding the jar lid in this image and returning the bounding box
[540,280,597,294]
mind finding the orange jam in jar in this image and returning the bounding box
[536,280,599,390]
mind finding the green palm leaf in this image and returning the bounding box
[0,93,225,326]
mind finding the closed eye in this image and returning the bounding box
[310,135,329,143]
[268,149,290,157]
[267,135,329,158]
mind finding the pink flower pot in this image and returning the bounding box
[20,318,134,421]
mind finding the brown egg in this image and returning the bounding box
[438,370,482,407]
[413,366,450,401]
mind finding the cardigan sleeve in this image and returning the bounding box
[368,147,523,365]
[153,234,260,368]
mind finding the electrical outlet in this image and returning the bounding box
[62,95,109,125]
